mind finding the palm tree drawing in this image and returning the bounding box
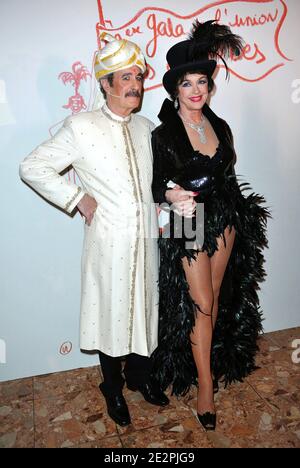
[59,62,92,114]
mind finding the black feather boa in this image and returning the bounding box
[152,178,270,396]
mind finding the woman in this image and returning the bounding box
[151,20,269,431]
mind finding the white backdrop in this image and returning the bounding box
[1,0,299,381]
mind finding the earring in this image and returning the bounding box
[174,98,179,110]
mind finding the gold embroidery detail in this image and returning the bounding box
[122,123,145,353]
[65,186,82,212]
[126,125,149,353]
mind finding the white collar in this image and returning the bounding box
[102,103,131,123]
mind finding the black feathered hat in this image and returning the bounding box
[163,20,243,94]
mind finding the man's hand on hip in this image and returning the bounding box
[77,194,98,226]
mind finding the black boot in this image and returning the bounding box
[127,380,169,406]
[99,383,131,427]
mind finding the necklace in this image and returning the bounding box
[178,112,207,144]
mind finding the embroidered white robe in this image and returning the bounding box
[20,104,159,357]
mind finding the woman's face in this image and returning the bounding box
[177,73,209,112]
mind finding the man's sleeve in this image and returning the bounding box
[19,118,85,213]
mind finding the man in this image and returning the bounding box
[19,33,169,427]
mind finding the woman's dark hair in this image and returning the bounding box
[169,71,214,101]
[99,73,114,99]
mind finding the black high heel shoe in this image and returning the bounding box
[197,411,216,431]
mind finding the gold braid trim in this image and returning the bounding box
[126,127,149,351]
[121,123,141,353]
[65,186,82,212]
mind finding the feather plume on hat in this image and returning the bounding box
[163,19,244,93]
[188,19,244,78]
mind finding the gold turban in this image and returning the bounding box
[94,32,146,81]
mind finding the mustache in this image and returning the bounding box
[125,90,141,98]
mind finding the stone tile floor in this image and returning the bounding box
[0,327,299,448]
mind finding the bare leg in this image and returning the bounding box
[210,226,236,329]
[182,253,214,414]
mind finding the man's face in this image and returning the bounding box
[102,66,144,116]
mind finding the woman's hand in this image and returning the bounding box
[77,194,98,226]
[165,185,198,218]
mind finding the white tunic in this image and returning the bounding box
[20,104,159,357]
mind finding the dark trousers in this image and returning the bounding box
[99,351,152,395]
